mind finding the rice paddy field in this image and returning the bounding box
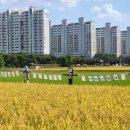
[0,83,129,130]
[0,67,130,130]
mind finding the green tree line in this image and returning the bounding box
[0,53,130,67]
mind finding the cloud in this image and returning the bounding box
[91,3,128,20]
[0,0,83,10]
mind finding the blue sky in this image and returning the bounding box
[0,0,130,30]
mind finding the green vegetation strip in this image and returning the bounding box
[0,70,130,86]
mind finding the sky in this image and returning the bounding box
[0,0,130,30]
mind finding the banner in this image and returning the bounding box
[33,73,37,78]
[4,72,7,77]
[121,74,126,80]
[106,75,111,81]
[1,72,4,77]
[8,72,11,77]
[49,75,53,80]
[16,71,19,76]
[38,74,42,79]
[43,74,48,79]
[114,75,118,80]
[57,75,62,80]
[100,76,105,81]
[81,76,86,81]
[88,76,93,82]
[53,75,57,80]
[12,72,15,77]
[94,76,98,82]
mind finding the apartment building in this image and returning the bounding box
[121,31,127,56]
[125,27,130,56]
[0,10,10,54]
[110,26,121,57]
[51,25,62,57]
[96,27,105,53]
[84,21,96,57]
[0,7,50,55]
[104,23,111,54]
[33,8,50,54]
[51,18,96,58]
[10,10,21,54]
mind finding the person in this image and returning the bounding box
[23,66,29,83]
[68,66,73,85]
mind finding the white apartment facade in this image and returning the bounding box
[84,21,96,57]
[10,10,21,54]
[0,11,10,54]
[51,18,97,58]
[67,23,79,56]
[96,27,105,53]
[33,9,50,54]
[104,23,111,54]
[126,27,130,56]
[51,25,62,57]
[121,31,127,56]
[110,26,121,57]
[0,7,50,55]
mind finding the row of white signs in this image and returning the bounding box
[0,71,126,82]
[81,74,126,82]
[33,73,62,80]
[0,71,19,77]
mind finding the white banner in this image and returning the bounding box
[38,74,42,79]
[88,76,93,82]
[33,73,37,78]
[43,74,48,79]
[12,72,15,77]
[100,76,105,81]
[53,75,57,80]
[57,75,62,80]
[49,75,53,80]
[1,72,4,77]
[114,75,118,80]
[106,75,111,81]
[94,76,98,82]
[16,71,19,76]
[121,74,126,80]
[81,76,86,81]
[4,72,7,77]
[7,72,11,77]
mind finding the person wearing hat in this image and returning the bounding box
[68,66,73,85]
[23,65,29,83]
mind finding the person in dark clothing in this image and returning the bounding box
[68,66,73,85]
[23,66,29,83]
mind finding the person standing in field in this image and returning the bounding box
[68,66,73,85]
[23,66,29,83]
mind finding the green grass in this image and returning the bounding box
[0,69,130,86]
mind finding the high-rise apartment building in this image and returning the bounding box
[104,23,111,54]
[96,27,105,53]
[67,23,79,56]
[126,27,130,56]
[121,31,127,56]
[96,23,121,57]
[0,10,10,54]
[84,21,96,57]
[0,7,50,55]
[10,10,21,54]
[33,9,50,54]
[51,18,96,58]
[110,26,121,57]
[51,25,62,57]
